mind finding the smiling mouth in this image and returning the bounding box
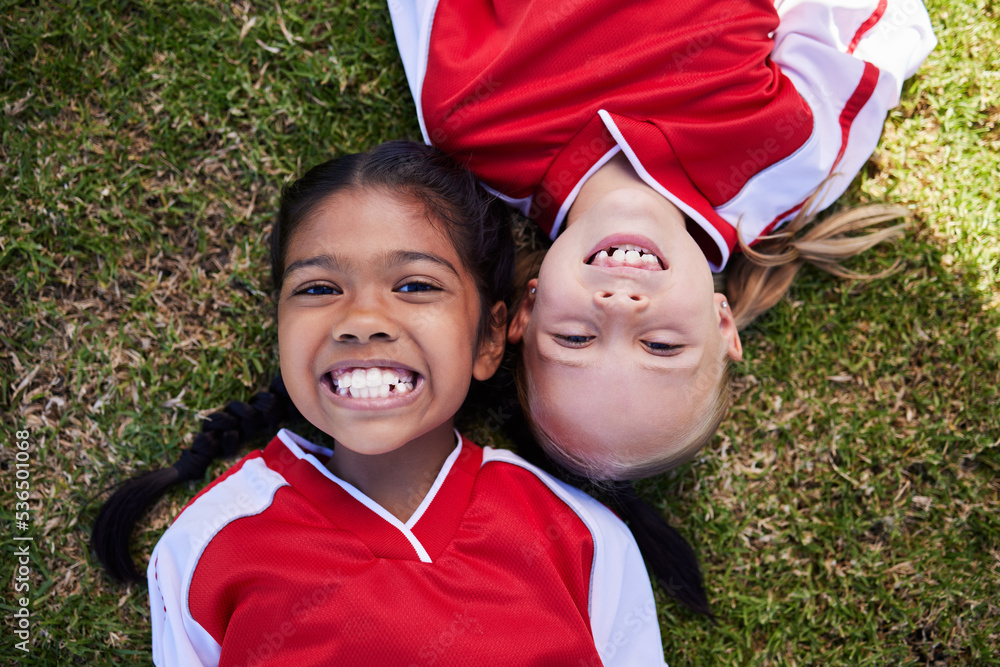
[586,243,664,270]
[324,367,417,399]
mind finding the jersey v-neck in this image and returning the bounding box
[263,429,482,563]
[152,427,671,665]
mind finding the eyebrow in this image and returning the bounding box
[387,250,460,277]
[537,347,588,369]
[283,250,460,280]
[283,254,342,279]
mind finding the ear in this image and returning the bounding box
[715,293,743,362]
[507,279,537,344]
[473,301,508,381]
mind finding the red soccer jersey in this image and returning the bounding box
[150,430,665,666]
[390,0,936,269]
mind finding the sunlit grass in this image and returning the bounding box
[1,0,997,663]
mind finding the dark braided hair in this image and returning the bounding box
[92,141,515,584]
[91,376,299,583]
[494,363,713,616]
[605,484,712,618]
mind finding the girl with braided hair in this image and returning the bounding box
[92,141,690,666]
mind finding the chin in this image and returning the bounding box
[333,433,410,457]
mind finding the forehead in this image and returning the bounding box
[532,383,702,468]
[288,188,453,255]
[525,347,723,459]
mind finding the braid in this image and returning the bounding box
[91,375,298,583]
[607,483,713,618]
[498,373,713,616]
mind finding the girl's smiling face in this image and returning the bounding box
[508,186,742,475]
[277,188,502,457]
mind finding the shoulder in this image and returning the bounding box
[479,447,634,545]
[479,447,666,665]
[480,447,596,504]
[150,451,289,581]
[148,449,292,666]
[149,443,293,592]
[172,451,287,528]
[165,428,330,536]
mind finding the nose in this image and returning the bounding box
[593,288,649,311]
[332,296,399,343]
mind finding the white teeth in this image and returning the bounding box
[588,244,663,270]
[332,367,417,398]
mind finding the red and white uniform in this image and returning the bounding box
[149,430,666,666]
[389,0,935,270]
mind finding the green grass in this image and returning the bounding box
[1,0,998,664]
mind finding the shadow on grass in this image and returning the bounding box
[644,225,999,664]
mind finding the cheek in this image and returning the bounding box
[536,265,588,313]
[520,343,558,402]
[276,311,315,387]
[276,317,296,366]
[276,334,302,398]
[436,297,482,350]
[535,254,565,291]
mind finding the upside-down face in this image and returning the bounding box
[509,187,742,473]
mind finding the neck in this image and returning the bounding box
[326,423,458,523]
[566,152,657,228]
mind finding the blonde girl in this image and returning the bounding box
[388,0,937,481]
